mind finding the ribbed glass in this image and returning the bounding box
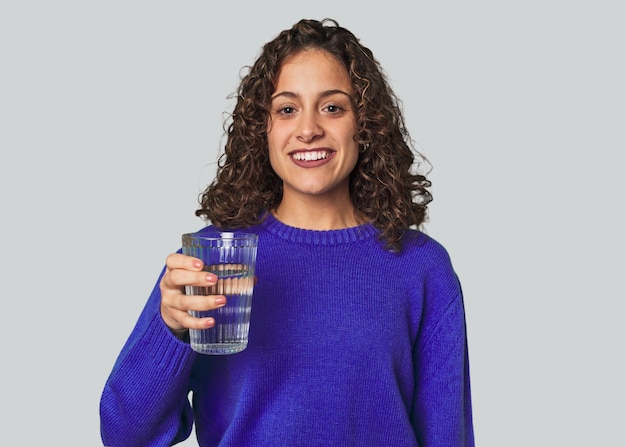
[182,232,258,354]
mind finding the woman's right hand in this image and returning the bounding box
[159,253,226,338]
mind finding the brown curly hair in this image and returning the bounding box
[196,18,432,252]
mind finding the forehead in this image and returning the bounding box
[274,50,353,93]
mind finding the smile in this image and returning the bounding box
[290,150,333,161]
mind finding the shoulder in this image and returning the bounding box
[400,229,454,268]
[399,229,461,297]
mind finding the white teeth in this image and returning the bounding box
[292,151,330,161]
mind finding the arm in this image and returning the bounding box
[100,253,225,446]
[99,272,197,447]
[411,290,475,447]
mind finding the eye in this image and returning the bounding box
[324,104,344,114]
[277,106,296,116]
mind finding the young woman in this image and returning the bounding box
[100,18,475,447]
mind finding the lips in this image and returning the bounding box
[291,150,332,161]
[289,149,336,168]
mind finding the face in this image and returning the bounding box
[267,50,359,204]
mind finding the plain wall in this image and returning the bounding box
[1,1,624,445]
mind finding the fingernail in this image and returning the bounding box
[193,260,203,269]
[206,273,217,282]
[214,296,226,305]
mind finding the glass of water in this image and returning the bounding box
[181,231,258,355]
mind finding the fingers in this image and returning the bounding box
[163,294,227,330]
[161,289,227,333]
[162,254,219,289]
[177,293,227,314]
[160,253,225,334]
[165,253,203,271]
[167,268,219,290]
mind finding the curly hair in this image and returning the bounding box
[196,18,432,252]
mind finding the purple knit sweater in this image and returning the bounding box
[100,213,474,446]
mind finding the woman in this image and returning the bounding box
[100,18,474,447]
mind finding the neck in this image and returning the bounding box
[272,194,361,230]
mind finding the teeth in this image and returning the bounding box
[292,151,330,161]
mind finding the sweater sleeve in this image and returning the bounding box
[411,287,475,447]
[100,268,198,447]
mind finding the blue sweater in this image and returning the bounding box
[100,214,474,446]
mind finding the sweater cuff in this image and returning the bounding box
[138,312,197,376]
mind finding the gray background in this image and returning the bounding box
[1,1,624,445]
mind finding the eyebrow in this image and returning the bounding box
[270,89,352,101]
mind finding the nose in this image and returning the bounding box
[296,110,323,143]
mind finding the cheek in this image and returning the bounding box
[267,143,284,178]
[266,131,277,161]
[345,140,359,165]
[347,150,360,173]
[266,125,285,152]
[266,126,291,170]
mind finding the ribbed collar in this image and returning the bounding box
[260,212,379,246]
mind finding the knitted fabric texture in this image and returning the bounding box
[100,213,474,446]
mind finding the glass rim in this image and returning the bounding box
[182,231,258,242]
